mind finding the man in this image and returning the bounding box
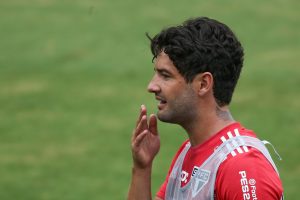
[128,17,283,200]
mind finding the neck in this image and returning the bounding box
[182,105,235,147]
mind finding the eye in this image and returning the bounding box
[161,72,171,79]
[155,68,172,79]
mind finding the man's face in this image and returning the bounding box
[147,52,198,124]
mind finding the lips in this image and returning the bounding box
[155,96,167,110]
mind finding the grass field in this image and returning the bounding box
[0,0,299,199]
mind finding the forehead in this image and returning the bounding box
[154,52,178,73]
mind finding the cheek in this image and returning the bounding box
[179,88,198,104]
[162,80,189,99]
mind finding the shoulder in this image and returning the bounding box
[215,147,283,200]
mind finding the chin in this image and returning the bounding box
[157,112,168,122]
[157,112,176,124]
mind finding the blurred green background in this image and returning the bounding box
[0,0,299,199]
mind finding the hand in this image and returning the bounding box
[131,105,160,169]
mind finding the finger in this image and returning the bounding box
[132,115,148,140]
[149,114,158,135]
[139,105,148,131]
[136,105,147,126]
[133,130,148,148]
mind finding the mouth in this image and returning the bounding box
[155,96,167,110]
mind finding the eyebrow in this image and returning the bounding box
[155,68,172,75]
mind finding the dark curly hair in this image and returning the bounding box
[147,17,244,106]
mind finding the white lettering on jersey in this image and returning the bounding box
[181,170,189,183]
[180,166,200,185]
[239,170,257,200]
[191,166,199,178]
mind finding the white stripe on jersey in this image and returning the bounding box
[234,129,249,152]
[220,129,251,157]
[227,131,244,154]
[221,136,237,157]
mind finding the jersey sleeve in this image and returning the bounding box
[156,140,190,199]
[215,147,283,200]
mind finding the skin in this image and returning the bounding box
[128,52,234,200]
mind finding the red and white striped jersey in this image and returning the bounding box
[156,122,283,200]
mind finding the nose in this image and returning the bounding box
[147,76,160,93]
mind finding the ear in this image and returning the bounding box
[192,72,213,96]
